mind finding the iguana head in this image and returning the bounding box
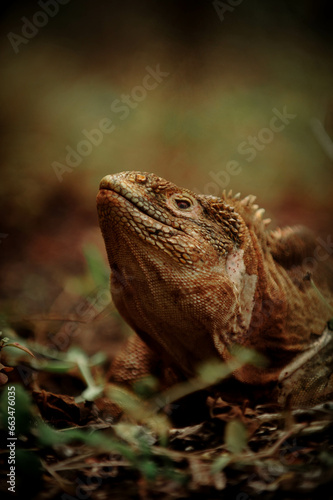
[97,171,243,266]
[97,171,260,376]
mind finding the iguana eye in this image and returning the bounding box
[175,198,191,210]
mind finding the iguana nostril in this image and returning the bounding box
[99,175,113,189]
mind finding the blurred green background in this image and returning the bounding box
[0,0,332,323]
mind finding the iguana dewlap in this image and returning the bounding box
[97,171,333,407]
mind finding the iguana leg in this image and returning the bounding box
[108,334,158,384]
[107,333,214,424]
[108,334,180,389]
[99,335,159,421]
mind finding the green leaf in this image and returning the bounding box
[80,385,103,401]
[107,385,170,436]
[196,360,233,385]
[229,345,268,367]
[36,419,64,446]
[133,375,159,398]
[83,244,109,287]
[0,384,34,435]
[37,419,136,461]
[309,278,333,315]
[4,342,35,357]
[31,359,76,373]
[224,420,248,454]
[139,459,158,481]
[211,454,232,473]
[89,351,108,366]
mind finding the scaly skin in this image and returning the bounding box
[97,171,333,407]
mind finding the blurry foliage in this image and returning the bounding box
[0,350,257,496]
[1,369,333,498]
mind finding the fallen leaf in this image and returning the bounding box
[5,342,35,358]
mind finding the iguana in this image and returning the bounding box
[97,171,333,408]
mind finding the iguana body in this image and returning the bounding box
[97,171,333,407]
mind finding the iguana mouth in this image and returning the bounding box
[97,186,179,242]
